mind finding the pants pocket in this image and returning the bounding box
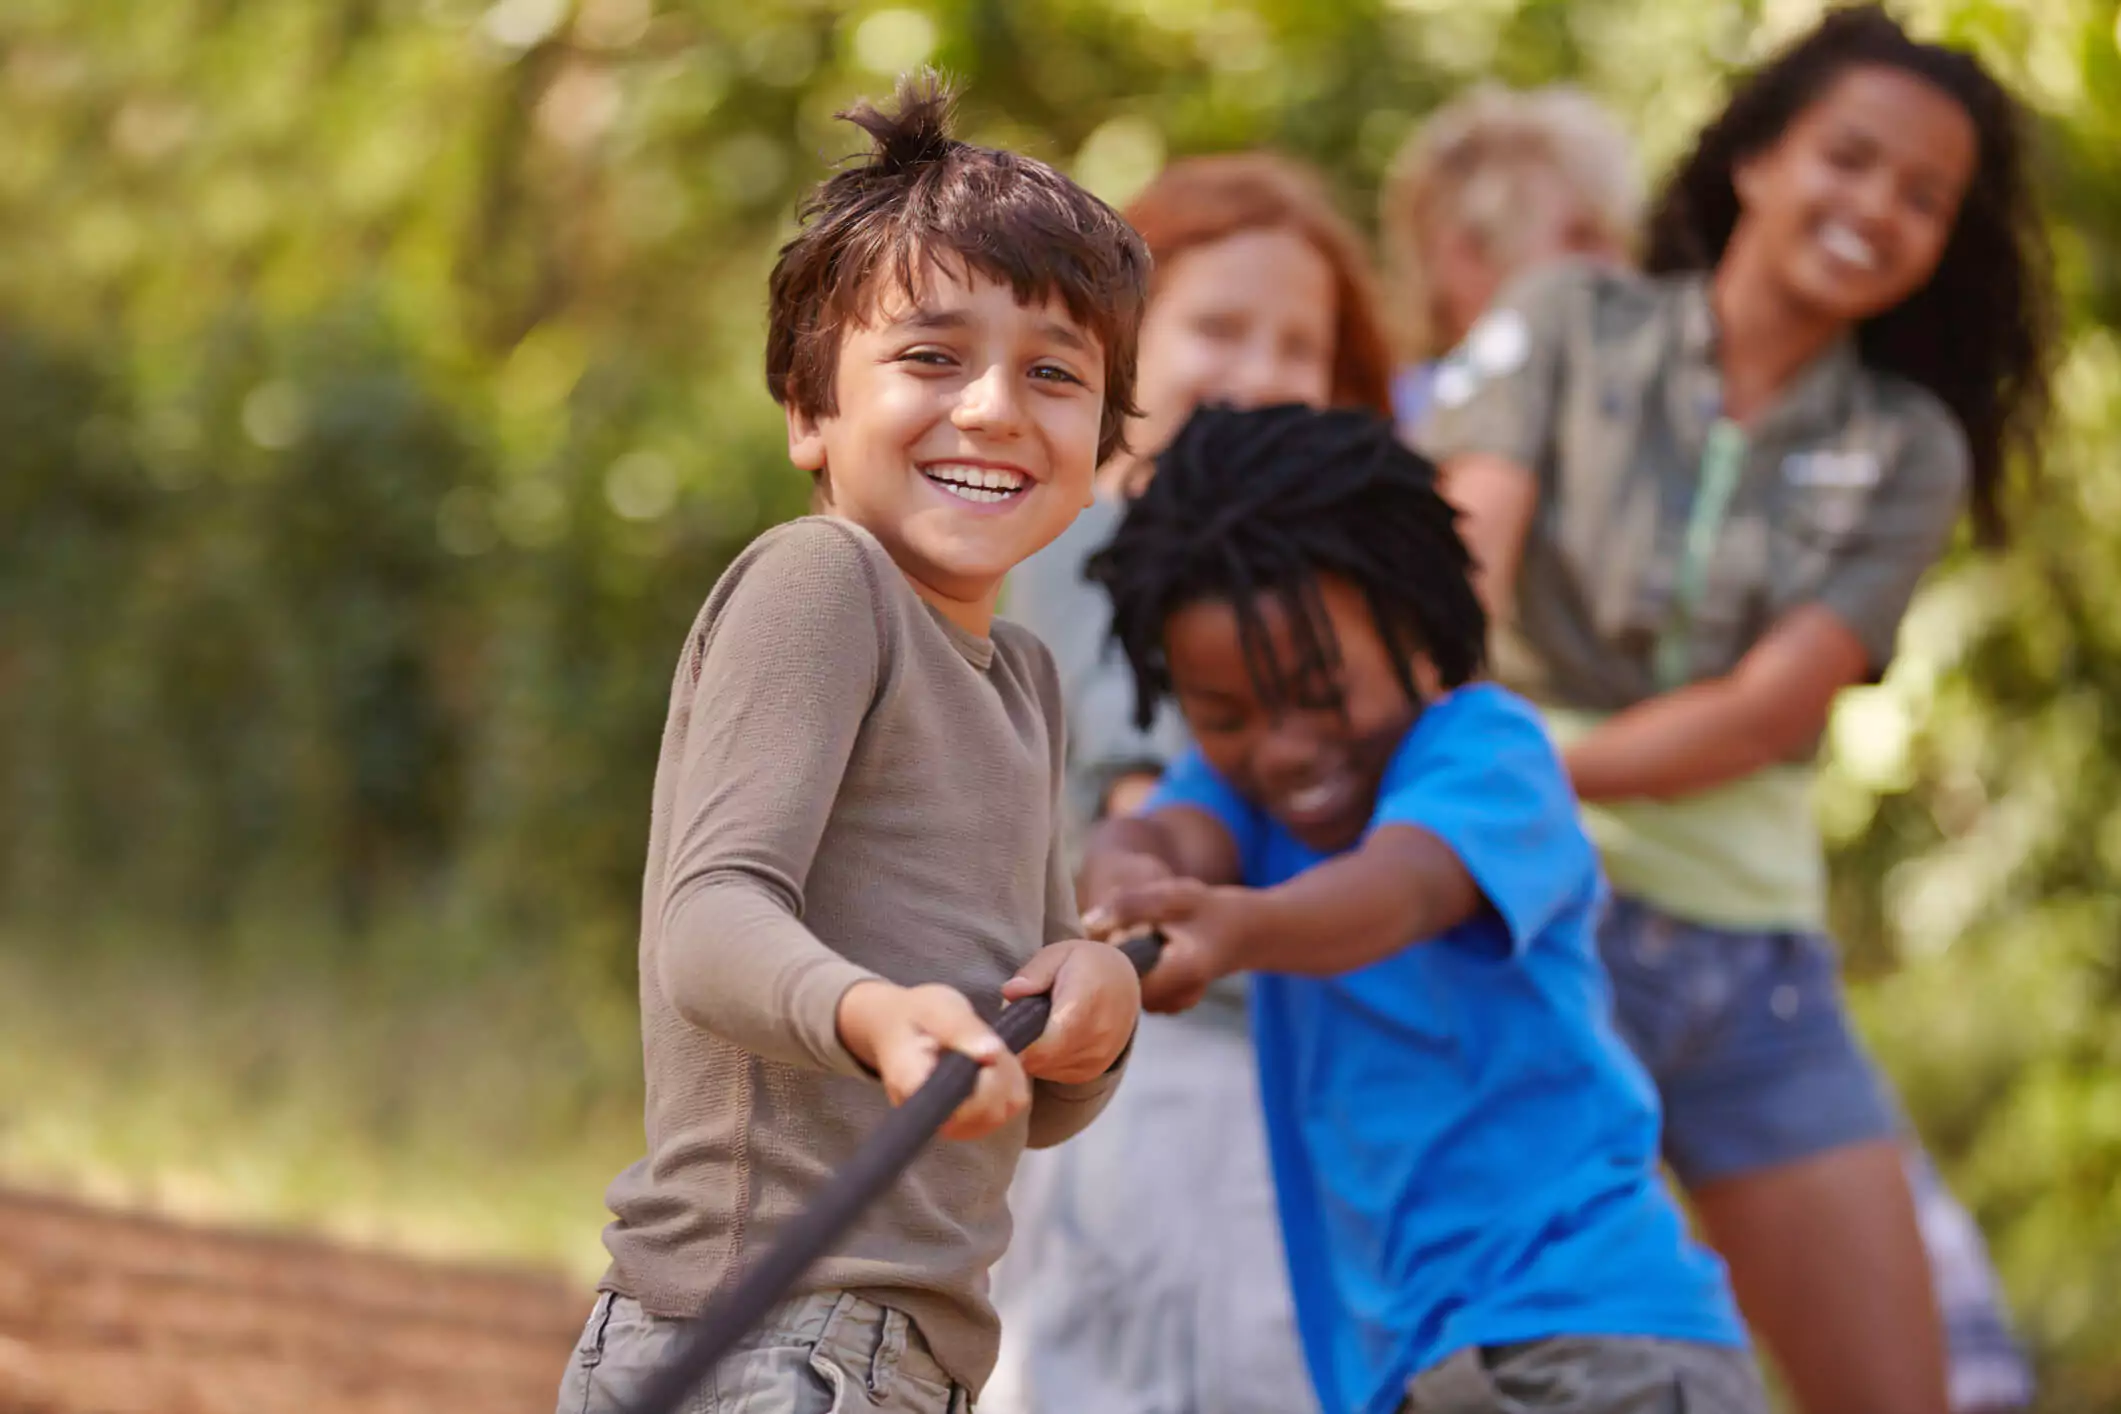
[554,1294,616,1414]
[803,1344,854,1412]
[694,1337,856,1413]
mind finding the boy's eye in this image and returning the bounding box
[1177,693,1249,735]
[1031,362,1085,386]
[897,347,957,367]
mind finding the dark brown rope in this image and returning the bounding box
[626,930,1168,1414]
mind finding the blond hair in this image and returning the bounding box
[1382,84,1642,358]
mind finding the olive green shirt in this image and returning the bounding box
[1420,263,1969,929]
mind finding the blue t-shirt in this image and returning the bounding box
[1148,685,1744,1414]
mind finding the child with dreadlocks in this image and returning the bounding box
[554,74,1149,1414]
[1077,401,1766,1414]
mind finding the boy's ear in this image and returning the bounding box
[786,403,827,473]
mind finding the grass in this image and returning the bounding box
[0,914,646,1282]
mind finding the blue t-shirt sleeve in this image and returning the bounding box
[1144,745,1267,874]
[1369,688,1601,953]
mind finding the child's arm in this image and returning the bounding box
[1008,938,1142,1149]
[1074,802,1256,1014]
[1557,419,1966,801]
[1092,696,1594,1012]
[1079,803,1246,899]
[1087,828,1481,1011]
[658,523,1025,1135]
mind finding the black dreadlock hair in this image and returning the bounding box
[1646,3,2057,547]
[1086,402,1486,734]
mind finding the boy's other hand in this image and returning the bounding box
[1004,939,1142,1085]
[835,981,1030,1141]
[1087,877,1253,1014]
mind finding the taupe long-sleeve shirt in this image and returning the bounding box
[599,516,1125,1393]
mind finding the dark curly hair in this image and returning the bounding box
[1646,3,2056,546]
[1086,403,1486,732]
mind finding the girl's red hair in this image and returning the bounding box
[1122,153,1394,419]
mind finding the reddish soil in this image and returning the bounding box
[0,1189,587,1414]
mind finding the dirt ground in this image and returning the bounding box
[0,1188,588,1414]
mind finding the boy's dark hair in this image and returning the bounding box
[1087,403,1487,731]
[767,72,1153,466]
[1646,2,2057,547]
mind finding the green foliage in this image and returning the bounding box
[5,1,2121,1407]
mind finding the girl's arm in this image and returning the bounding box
[1446,420,1967,803]
[1560,605,1869,801]
[1447,449,1889,803]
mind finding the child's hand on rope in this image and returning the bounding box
[835,981,1030,1141]
[1004,939,1142,1085]
[1085,877,1255,1014]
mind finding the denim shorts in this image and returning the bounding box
[1595,894,1898,1185]
[1597,895,2034,1412]
[555,1289,973,1414]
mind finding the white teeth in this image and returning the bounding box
[938,482,1010,504]
[1288,783,1337,813]
[925,463,1026,496]
[1819,223,1878,271]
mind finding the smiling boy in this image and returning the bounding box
[554,76,1150,1414]
[1079,403,1764,1414]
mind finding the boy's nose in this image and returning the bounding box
[1251,721,1324,791]
[953,364,1025,436]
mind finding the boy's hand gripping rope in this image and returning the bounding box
[625,929,1168,1414]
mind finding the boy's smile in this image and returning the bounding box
[1164,575,1439,854]
[787,262,1105,635]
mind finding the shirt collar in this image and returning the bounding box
[1672,271,1863,434]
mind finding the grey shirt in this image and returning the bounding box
[1420,262,1970,710]
[600,517,1126,1395]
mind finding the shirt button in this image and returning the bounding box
[1771,983,1801,1021]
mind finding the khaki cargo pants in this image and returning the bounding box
[1400,1337,1769,1414]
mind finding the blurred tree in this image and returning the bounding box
[3,0,2120,1402]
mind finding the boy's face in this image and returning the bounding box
[788,262,1104,628]
[1163,574,1439,854]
